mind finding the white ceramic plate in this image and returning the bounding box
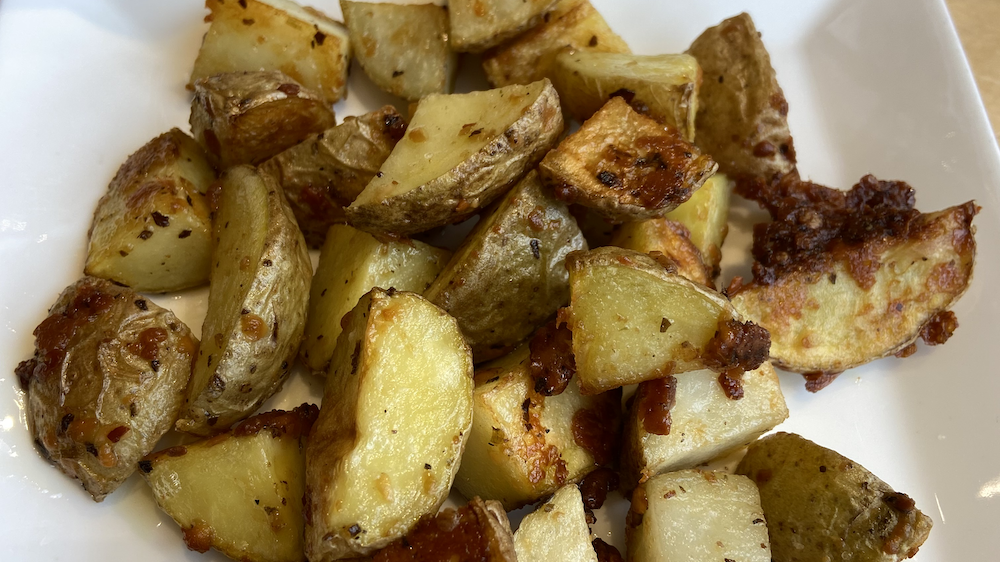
[1,0,998,560]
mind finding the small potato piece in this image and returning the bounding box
[177,166,311,436]
[140,404,318,562]
[346,79,563,236]
[620,363,788,488]
[626,470,771,562]
[261,106,407,247]
[425,171,587,362]
[190,0,351,104]
[16,277,196,501]
[305,288,474,561]
[664,172,734,277]
[449,0,558,53]
[85,129,215,292]
[454,347,621,510]
[551,51,702,141]
[736,432,933,561]
[301,224,451,374]
[610,218,712,288]
[687,13,795,181]
[190,70,336,168]
[482,0,629,87]
[540,97,718,223]
[513,485,598,562]
[341,1,454,101]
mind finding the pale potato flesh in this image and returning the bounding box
[449,0,559,52]
[301,224,451,374]
[664,172,733,277]
[610,218,712,288]
[305,289,474,560]
[513,485,598,562]
[626,470,771,562]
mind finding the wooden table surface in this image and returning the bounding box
[947,0,1000,142]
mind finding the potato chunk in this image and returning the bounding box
[190,0,351,104]
[425,171,587,362]
[551,51,702,141]
[305,288,474,560]
[449,0,558,53]
[190,70,336,167]
[626,470,771,562]
[341,1,454,101]
[140,404,318,562]
[736,432,933,561]
[664,172,734,277]
[610,218,712,288]
[17,277,196,501]
[482,0,629,87]
[540,97,717,223]
[513,485,597,562]
[85,129,215,292]
[301,224,451,375]
[177,166,311,436]
[346,79,563,236]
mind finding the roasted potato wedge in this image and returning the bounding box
[346,79,563,236]
[141,404,318,562]
[565,247,768,394]
[450,0,558,53]
[190,70,336,168]
[190,0,351,104]
[664,172,734,277]
[305,288,473,561]
[610,218,712,288]
[85,129,215,293]
[425,171,587,362]
[620,363,787,488]
[539,97,717,223]
[687,13,795,181]
[513,484,597,562]
[301,224,451,375]
[17,277,196,501]
[177,166,311,436]
[341,1,454,101]
[482,0,629,87]
[736,433,933,561]
[626,470,771,562]
[551,51,701,141]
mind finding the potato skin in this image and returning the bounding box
[17,277,196,501]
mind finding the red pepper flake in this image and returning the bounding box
[106,425,130,443]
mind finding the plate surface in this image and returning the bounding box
[1,0,998,560]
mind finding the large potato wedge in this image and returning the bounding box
[482,0,629,87]
[305,288,473,561]
[610,218,712,288]
[449,0,558,53]
[346,79,563,236]
[540,97,717,223]
[301,224,450,375]
[513,485,598,562]
[190,0,351,104]
[425,171,586,362]
[190,70,336,168]
[687,13,796,181]
[177,166,311,436]
[736,432,933,561]
[620,363,787,488]
[16,277,196,501]
[140,404,318,562]
[85,129,215,293]
[341,1,454,101]
[626,470,771,562]
[551,51,701,141]
[664,172,734,277]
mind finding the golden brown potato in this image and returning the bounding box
[16,277,196,501]
[260,106,407,247]
[177,166,311,436]
[85,129,216,292]
[300,224,451,375]
[190,0,351,104]
[513,485,597,562]
[551,51,701,141]
[687,13,795,181]
[610,218,712,288]
[305,288,473,561]
[736,433,933,561]
[539,97,717,223]
[341,1,454,101]
[141,404,318,562]
[664,172,734,277]
[190,70,336,168]
[346,79,563,236]
[425,171,587,362]
[449,0,558,53]
[482,0,629,87]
